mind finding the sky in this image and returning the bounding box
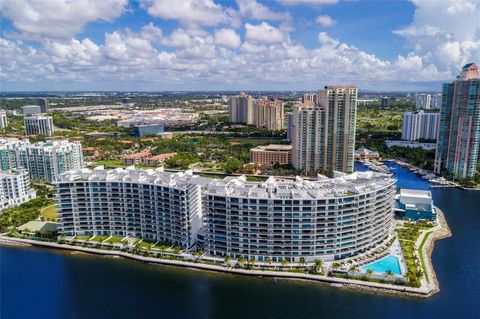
[0,0,479,92]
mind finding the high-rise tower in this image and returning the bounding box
[292,85,357,174]
[435,63,480,178]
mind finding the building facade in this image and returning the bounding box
[396,189,436,221]
[228,92,254,125]
[24,115,54,136]
[254,98,284,130]
[132,124,165,137]
[431,94,442,109]
[56,168,207,249]
[22,105,42,116]
[435,63,480,178]
[401,111,439,141]
[0,169,36,210]
[203,171,396,263]
[38,98,49,113]
[381,97,389,107]
[0,138,84,183]
[250,144,292,167]
[292,86,357,174]
[286,113,294,140]
[415,94,432,110]
[0,111,7,129]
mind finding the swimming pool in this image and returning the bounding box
[361,255,402,275]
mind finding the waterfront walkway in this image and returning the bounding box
[0,210,452,299]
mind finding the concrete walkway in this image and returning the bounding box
[0,236,437,298]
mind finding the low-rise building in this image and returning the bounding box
[354,146,380,160]
[122,151,151,165]
[0,170,36,210]
[144,153,177,166]
[132,124,165,137]
[250,144,292,167]
[396,189,436,221]
[386,140,437,150]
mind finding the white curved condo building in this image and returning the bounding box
[56,167,396,262]
[203,171,396,263]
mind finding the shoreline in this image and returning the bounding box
[0,211,451,299]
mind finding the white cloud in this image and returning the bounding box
[3,0,477,91]
[237,0,290,21]
[0,0,127,39]
[279,0,338,6]
[315,15,336,27]
[393,0,480,74]
[141,0,240,28]
[214,28,241,48]
[245,22,286,44]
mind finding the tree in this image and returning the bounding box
[385,269,394,279]
[348,265,359,277]
[366,269,373,279]
[224,157,242,174]
[281,259,289,268]
[314,259,324,274]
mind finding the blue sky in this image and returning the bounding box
[0,0,478,91]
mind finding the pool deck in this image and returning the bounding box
[360,239,406,276]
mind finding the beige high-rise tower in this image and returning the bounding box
[254,98,284,130]
[228,92,254,125]
[292,85,357,174]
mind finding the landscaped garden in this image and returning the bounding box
[396,221,434,286]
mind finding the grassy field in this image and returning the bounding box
[419,231,432,283]
[41,205,58,221]
[227,137,283,146]
[93,159,152,169]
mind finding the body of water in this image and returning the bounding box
[2,162,479,318]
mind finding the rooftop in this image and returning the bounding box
[206,171,395,199]
[251,144,292,152]
[400,189,432,199]
[18,221,58,233]
[123,151,151,159]
[56,166,211,189]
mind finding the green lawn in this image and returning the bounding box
[227,138,283,146]
[90,235,109,242]
[137,240,155,249]
[105,236,125,244]
[74,235,92,241]
[419,231,432,283]
[93,159,153,169]
[41,205,58,221]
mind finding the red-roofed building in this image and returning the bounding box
[144,153,177,166]
[122,151,151,165]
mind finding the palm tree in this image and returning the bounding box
[366,269,373,279]
[224,256,231,266]
[314,259,324,274]
[348,265,359,277]
[385,269,394,280]
[281,259,289,268]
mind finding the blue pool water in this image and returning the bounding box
[361,255,402,275]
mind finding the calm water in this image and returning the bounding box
[1,163,480,319]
